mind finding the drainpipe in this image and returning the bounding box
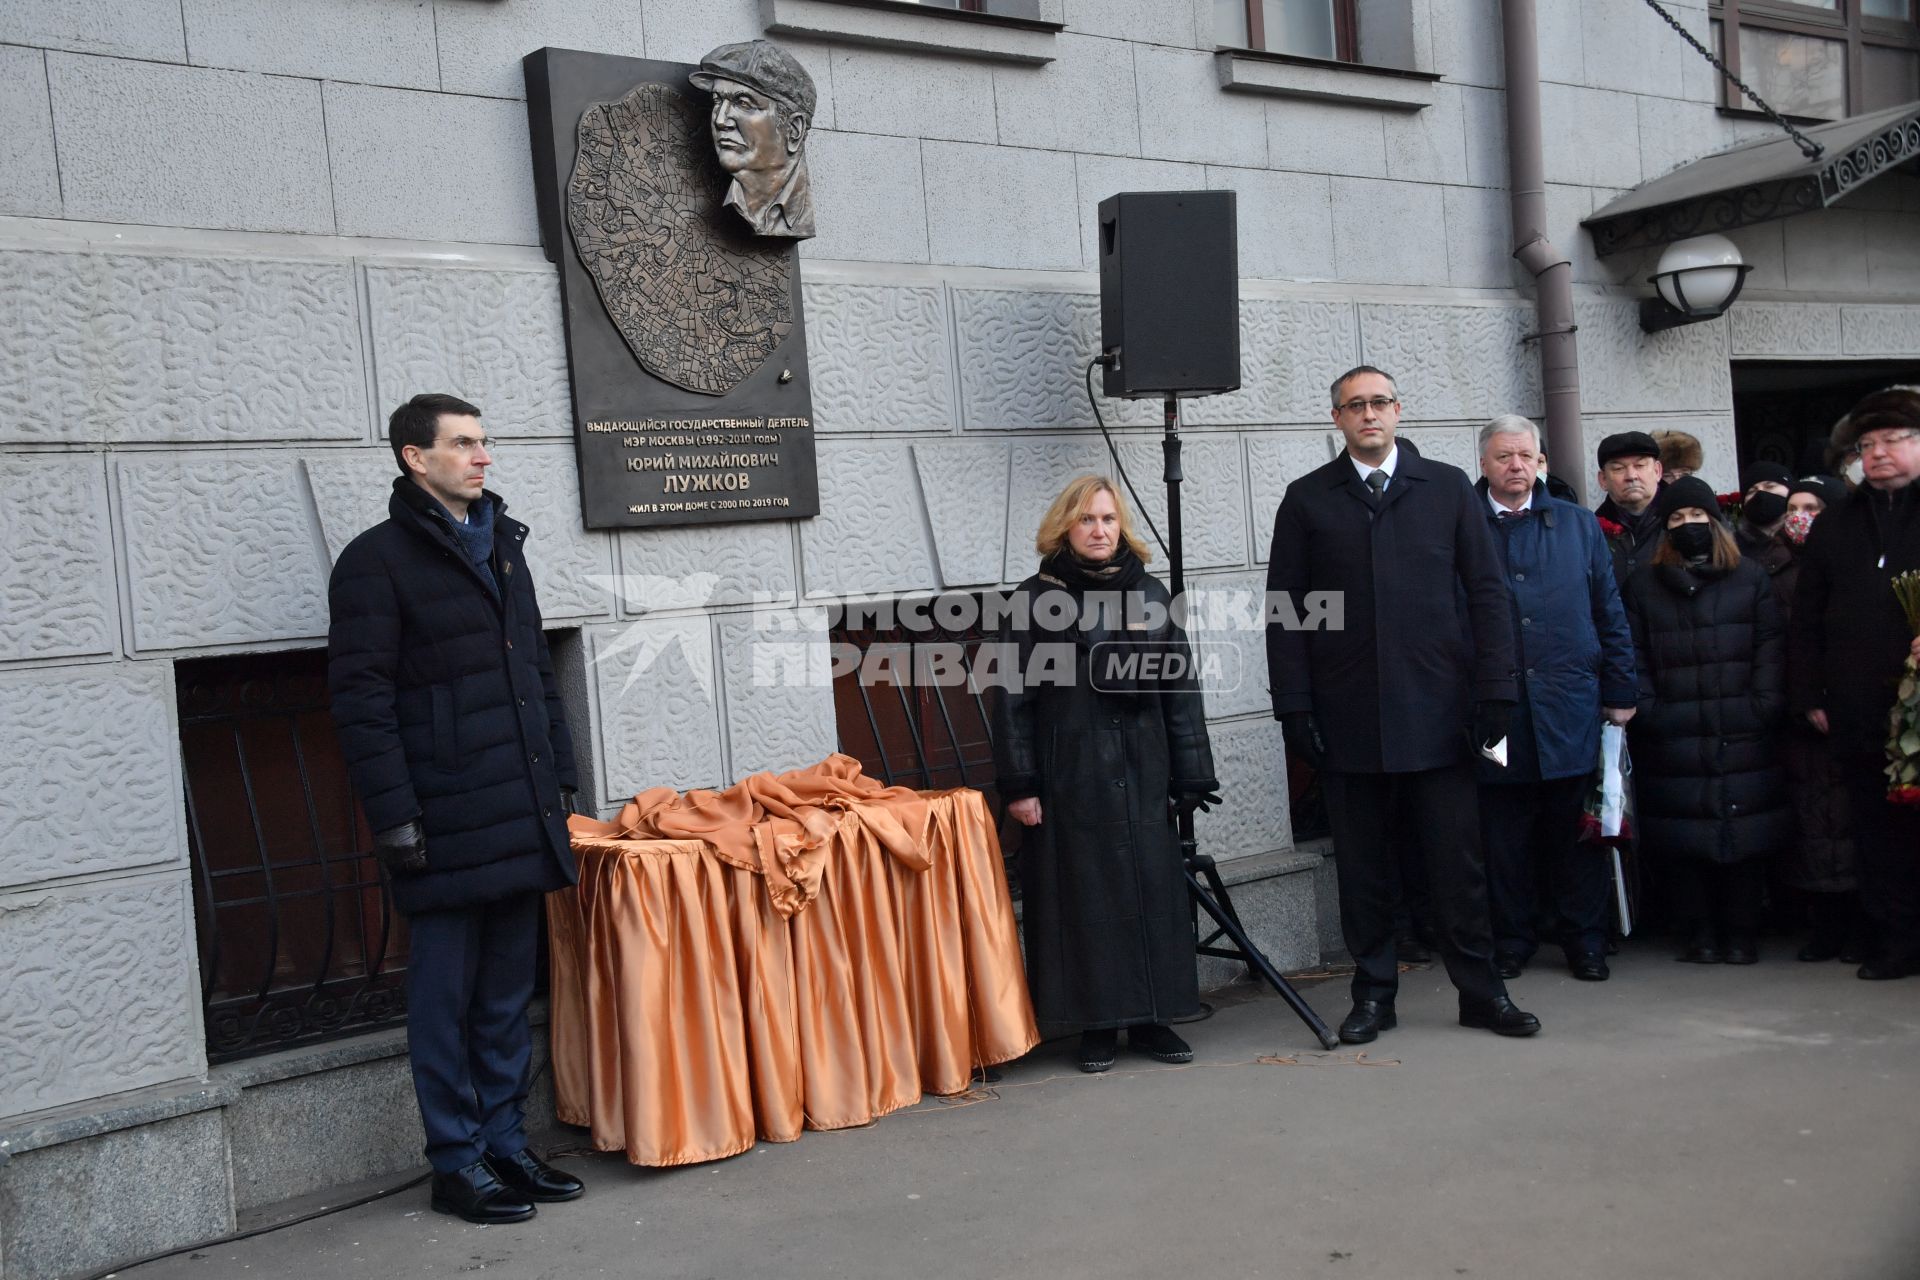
[1502,0,1583,499]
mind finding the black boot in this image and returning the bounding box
[1128,1023,1193,1063]
[1077,1028,1118,1073]
[430,1160,536,1224]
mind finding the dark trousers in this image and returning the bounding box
[1480,776,1606,963]
[1847,772,1920,964]
[1666,859,1764,942]
[1323,762,1505,1006]
[406,892,540,1174]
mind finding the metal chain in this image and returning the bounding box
[1639,0,1825,160]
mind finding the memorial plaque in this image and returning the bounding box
[525,47,820,529]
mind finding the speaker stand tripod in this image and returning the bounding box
[1160,394,1339,1050]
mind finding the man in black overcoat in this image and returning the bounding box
[1789,388,1920,980]
[1593,430,1666,587]
[328,394,586,1222]
[1266,366,1538,1043]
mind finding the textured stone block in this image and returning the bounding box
[993,33,1141,156]
[1186,570,1270,720]
[1332,179,1448,286]
[804,283,956,433]
[1204,167,1336,283]
[1841,305,1920,357]
[1135,45,1269,168]
[1539,84,1643,189]
[46,55,332,233]
[1194,717,1293,862]
[436,0,648,99]
[1383,82,1470,184]
[226,1057,422,1210]
[1193,865,1320,988]
[366,265,570,438]
[0,46,59,218]
[588,618,725,796]
[0,455,116,660]
[1066,0,1195,45]
[0,663,183,889]
[1461,84,1508,187]
[0,1111,231,1280]
[954,289,1157,431]
[1399,425,1480,476]
[1575,297,1731,415]
[801,443,939,598]
[1072,153,1209,268]
[1581,0,1688,98]
[1187,299,1358,428]
[913,443,1010,588]
[117,453,329,651]
[1784,207,1875,295]
[1444,184,1522,290]
[617,521,798,615]
[800,130,930,264]
[1245,429,1342,564]
[0,0,187,61]
[1002,438,1106,581]
[924,142,1081,271]
[641,0,761,66]
[832,46,997,144]
[1107,436,1248,571]
[1264,98,1389,179]
[1731,303,1843,358]
[182,0,437,88]
[0,872,204,1117]
[326,84,539,245]
[0,250,366,445]
[302,446,614,622]
[718,610,839,779]
[1356,303,1541,420]
[1428,0,1504,87]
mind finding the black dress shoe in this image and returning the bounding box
[1494,954,1525,980]
[1128,1023,1193,1063]
[1568,955,1610,981]
[1677,941,1722,964]
[430,1160,536,1224]
[1338,1001,1396,1045]
[1797,938,1839,962]
[1459,995,1541,1037]
[1077,1028,1118,1073]
[485,1148,584,1203]
[1857,955,1920,980]
[1722,939,1759,965]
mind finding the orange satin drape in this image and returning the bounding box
[546,759,1038,1167]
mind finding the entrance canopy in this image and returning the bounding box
[1585,100,1920,257]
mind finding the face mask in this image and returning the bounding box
[1783,509,1817,545]
[1744,491,1787,526]
[1847,457,1866,486]
[1668,522,1715,560]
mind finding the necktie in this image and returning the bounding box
[1364,470,1388,501]
[1498,509,1529,521]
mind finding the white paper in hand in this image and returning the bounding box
[1478,735,1509,767]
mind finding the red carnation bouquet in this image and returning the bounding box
[1597,516,1625,539]
[1717,491,1743,520]
[1888,570,1920,807]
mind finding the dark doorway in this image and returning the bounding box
[1732,360,1920,477]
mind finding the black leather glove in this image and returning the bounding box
[1472,699,1515,749]
[373,819,428,874]
[1281,712,1327,769]
[1173,787,1224,818]
[561,787,579,816]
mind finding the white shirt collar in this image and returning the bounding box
[1487,487,1534,516]
[1351,445,1399,485]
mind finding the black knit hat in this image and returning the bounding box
[1656,475,1724,524]
[1788,474,1847,511]
[1740,460,1791,492]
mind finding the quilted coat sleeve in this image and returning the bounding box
[1751,567,1788,728]
[326,538,419,834]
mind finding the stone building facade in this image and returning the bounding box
[2,0,1917,1275]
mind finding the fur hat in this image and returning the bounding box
[1652,429,1703,476]
[1830,386,1920,452]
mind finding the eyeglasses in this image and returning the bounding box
[433,434,495,455]
[1843,429,1920,461]
[1337,396,1399,414]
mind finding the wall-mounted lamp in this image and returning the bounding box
[1640,233,1752,332]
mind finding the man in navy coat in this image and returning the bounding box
[1475,416,1638,982]
[1267,366,1539,1043]
[329,393,586,1223]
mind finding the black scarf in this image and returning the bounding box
[1034,545,1168,697]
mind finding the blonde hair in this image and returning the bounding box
[1034,474,1153,563]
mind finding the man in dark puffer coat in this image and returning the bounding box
[329,393,584,1224]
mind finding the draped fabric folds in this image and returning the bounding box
[546,757,1039,1167]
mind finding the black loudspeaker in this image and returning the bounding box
[1098,190,1240,399]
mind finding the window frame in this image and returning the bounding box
[1227,0,1363,64]
[1710,0,1920,121]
